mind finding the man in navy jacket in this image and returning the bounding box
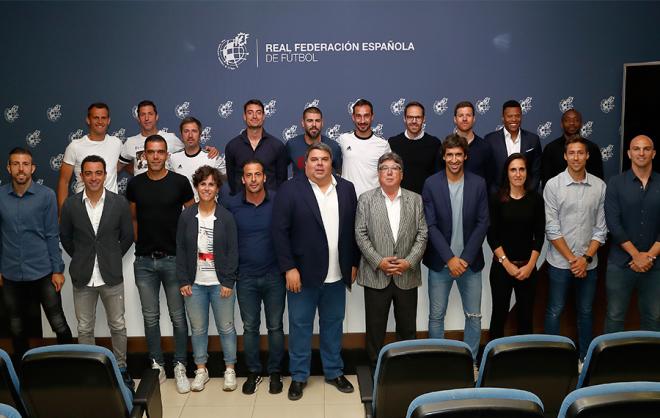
[272,142,359,401]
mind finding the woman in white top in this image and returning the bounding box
[177,166,238,392]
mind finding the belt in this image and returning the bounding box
[149,251,170,259]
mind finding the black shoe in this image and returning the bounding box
[242,373,262,394]
[269,372,283,394]
[287,380,306,401]
[325,375,354,393]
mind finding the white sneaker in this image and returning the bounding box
[191,368,210,392]
[174,362,191,394]
[578,360,584,374]
[152,360,166,385]
[223,368,237,391]
[473,364,479,383]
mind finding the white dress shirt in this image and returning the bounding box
[309,176,341,283]
[381,187,402,243]
[504,128,522,156]
[83,189,106,287]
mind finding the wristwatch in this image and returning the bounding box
[498,255,507,264]
[583,254,593,264]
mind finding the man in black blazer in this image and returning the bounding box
[272,142,359,401]
[60,155,134,386]
[484,100,542,192]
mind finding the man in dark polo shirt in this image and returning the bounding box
[388,101,441,194]
[223,159,285,395]
[126,134,194,393]
[224,99,288,195]
[286,106,342,177]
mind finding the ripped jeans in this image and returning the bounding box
[428,267,482,359]
[184,283,237,366]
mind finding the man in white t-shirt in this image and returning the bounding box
[170,116,226,201]
[337,98,391,197]
[57,102,122,213]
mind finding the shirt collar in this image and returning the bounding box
[404,130,424,140]
[83,188,106,204]
[628,168,657,184]
[561,168,592,186]
[240,189,271,205]
[8,181,36,197]
[504,128,521,143]
[308,174,337,191]
[380,187,402,200]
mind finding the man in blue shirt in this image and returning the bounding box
[0,147,72,357]
[223,159,285,395]
[604,134,660,332]
[286,106,342,177]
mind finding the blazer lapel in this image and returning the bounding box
[76,194,96,236]
[375,191,396,245]
[301,178,324,228]
[97,193,114,234]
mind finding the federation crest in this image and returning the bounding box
[476,97,491,115]
[600,144,614,161]
[390,98,405,116]
[536,122,552,139]
[600,96,615,113]
[217,32,250,70]
[36,179,44,185]
[201,127,212,144]
[282,125,297,142]
[264,99,277,118]
[217,101,233,119]
[132,105,139,120]
[559,96,574,113]
[175,102,191,119]
[520,97,533,115]
[433,98,448,116]
[161,127,170,133]
[26,130,42,148]
[347,99,359,114]
[47,104,62,122]
[372,123,384,138]
[50,154,64,171]
[112,128,127,142]
[580,121,593,138]
[4,105,19,123]
[326,124,341,140]
[305,99,320,110]
[68,129,84,142]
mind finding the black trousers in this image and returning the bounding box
[488,261,537,341]
[364,280,417,367]
[2,274,72,357]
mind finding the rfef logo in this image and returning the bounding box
[218,33,250,70]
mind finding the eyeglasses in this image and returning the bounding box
[405,116,423,121]
[378,165,402,172]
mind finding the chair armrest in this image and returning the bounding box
[357,365,374,403]
[130,369,163,418]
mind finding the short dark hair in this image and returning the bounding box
[81,155,107,172]
[454,101,475,116]
[303,106,323,118]
[442,133,469,156]
[8,147,33,161]
[179,116,202,133]
[352,98,373,114]
[305,142,333,161]
[502,100,521,113]
[88,102,110,116]
[192,165,222,188]
[137,100,157,115]
[564,136,588,153]
[404,101,425,117]
[243,99,264,113]
[242,158,264,171]
[497,153,528,202]
[144,134,167,150]
[561,108,582,121]
[378,152,404,171]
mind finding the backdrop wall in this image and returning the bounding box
[1,1,659,338]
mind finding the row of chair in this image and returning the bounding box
[357,331,660,418]
[0,344,162,418]
[405,382,660,418]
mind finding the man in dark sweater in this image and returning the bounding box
[388,101,441,194]
[451,101,493,183]
[541,108,604,187]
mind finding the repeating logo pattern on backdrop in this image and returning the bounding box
[476,97,491,115]
[217,33,250,70]
[537,122,552,139]
[390,98,405,116]
[264,100,277,117]
[520,97,533,114]
[282,125,297,141]
[433,98,448,116]
[600,96,615,113]
[217,101,233,119]
[26,130,42,148]
[559,96,575,113]
[201,127,212,144]
[326,124,341,140]
[50,154,64,171]
[4,105,19,123]
[175,102,191,119]
[46,105,62,122]
[305,99,320,110]
[68,129,84,142]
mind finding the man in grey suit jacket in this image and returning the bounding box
[355,152,428,367]
[60,155,134,386]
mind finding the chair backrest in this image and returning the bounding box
[0,350,25,417]
[372,339,475,418]
[558,381,660,418]
[406,387,544,418]
[577,331,660,388]
[477,334,577,417]
[0,403,22,418]
[20,344,133,418]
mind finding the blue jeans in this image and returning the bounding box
[287,280,346,382]
[544,265,598,360]
[134,256,188,365]
[428,267,482,359]
[184,283,237,366]
[236,270,286,374]
[605,263,660,333]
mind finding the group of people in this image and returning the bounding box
[0,97,657,402]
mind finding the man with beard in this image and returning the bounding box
[286,106,342,177]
